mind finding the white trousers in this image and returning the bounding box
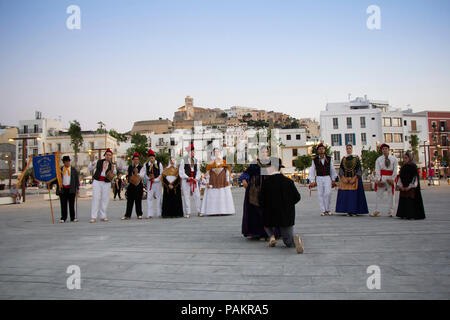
[91,179,112,219]
[375,183,395,213]
[146,181,162,217]
[316,176,332,213]
[181,179,201,215]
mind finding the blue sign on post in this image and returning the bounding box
[32,152,62,187]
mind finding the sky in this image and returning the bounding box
[1,0,449,133]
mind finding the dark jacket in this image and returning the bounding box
[261,173,300,227]
[52,166,80,195]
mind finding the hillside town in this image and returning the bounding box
[0,95,449,190]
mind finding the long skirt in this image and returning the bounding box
[200,186,235,215]
[335,177,369,214]
[396,188,425,220]
[162,186,184,218]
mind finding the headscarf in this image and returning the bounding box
[399,151,418,187]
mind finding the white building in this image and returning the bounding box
[14,112,63,173]
[45,131,119,176]
[320,96,413,166]
[275,128,308,176]
[402,109,429,166]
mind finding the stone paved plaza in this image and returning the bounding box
[0,184,449,300]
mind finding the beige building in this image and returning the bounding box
[131,119,173,134]
[0,126,18,144]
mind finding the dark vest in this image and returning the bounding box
[127,164,143,180]
[146,161,161,179]
[93,159,113,182]
[184,158,197,178]
[314,156,332,176]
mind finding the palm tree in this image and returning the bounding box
[68,120,83,168]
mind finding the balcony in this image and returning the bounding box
[18,128,42,135]
[156,142,169,147]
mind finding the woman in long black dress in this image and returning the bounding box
[396,152,425,220]
[161,157,184,218]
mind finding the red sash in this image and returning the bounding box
[375,170,394,194]
[189,169,197,193]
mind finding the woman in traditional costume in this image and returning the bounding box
[239,146,279,239]
[335,144,369,216]
[161,157,184,218]
[200,148,235,216]
[396,152,426,220]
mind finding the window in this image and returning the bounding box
[411,120,417,131]
[442,135,448,146]
[170,138,175,146]
[384,133,393,143]
[331,134,342,146]
[392,118,402,127]
[89,142,94,150]
[333,118,339,129]
[393,133,403,143]
[34,124,39,133]
[345,133,356,146]
[347,117,352,129]
[383,118,392,127]
[23,125,28,134]
[333,151,341,163]
[361,133,367,145]
[296,134,300,140]
[57,143,61,152]
[440,121,447,132]
[405,136,408,141]
[292,149,298,156]
[48,144,53,152]
[404,120,407,126]
[286,135,291,140]
[360,117,366,128]
[292,160,296,167]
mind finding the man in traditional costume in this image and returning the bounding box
[370,143,398,217]
[139,149,163,219]
[308,143,338,216]
[55,156,80,223]
[179,144,201,218]
[161,157,184,218]
[261,157,304,254]
[335,144,369,216]
[88,148,116,223]
[396,151,426,220]
[200,148,235,216]
[121,152,143,220]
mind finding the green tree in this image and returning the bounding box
[96,121,107,134]
[409,134,420,162]
[155,147,171,167]
[361,147,382,176]
[126,133,149,165]
[294,154,312,184]
[109,129,127,143]
[68,120,84,168]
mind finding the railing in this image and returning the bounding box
[18,128,42,134]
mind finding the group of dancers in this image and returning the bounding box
[56,144,236,224]
[54,141,425,255]
[305,142,425,219]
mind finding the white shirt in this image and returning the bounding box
[308,156,338,181]
[375,155,398,181]
[62,166,71,186]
